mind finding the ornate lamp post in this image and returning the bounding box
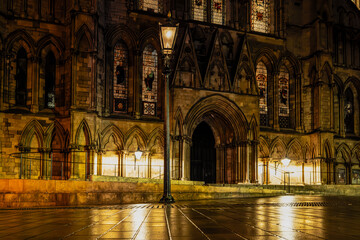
[134,147,143,170]
[159,12,179,204]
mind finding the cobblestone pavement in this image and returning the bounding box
[1,195,360,240]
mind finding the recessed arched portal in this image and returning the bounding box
[190,121,216,183]
[181,94,255,184]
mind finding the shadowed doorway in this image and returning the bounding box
[190,122,216,183]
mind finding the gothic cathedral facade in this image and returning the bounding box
[1,0,360,185]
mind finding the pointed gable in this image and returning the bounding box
[173,27,202,88]
[203,30,231,91]
[233,36,256,95]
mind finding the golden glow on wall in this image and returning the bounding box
[258,159,322,185]
[102,154,119,176]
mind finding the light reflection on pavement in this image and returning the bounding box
[0,195,359,239]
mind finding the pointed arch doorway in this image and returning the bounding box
[190,121,216,183]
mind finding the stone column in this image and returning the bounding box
[181,136,191,181]
[144,151,150,178]
[246,141,250,183]
[30,56,39,113]
[273,72,280,130]
[69,144,78,179]
[339,93,345,137]
[296,74,302,131]
[121,150,128,177]
[96,150,103,176]
[133,49,141,119]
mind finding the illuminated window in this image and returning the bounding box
[15,48,27,106]
[211,0,225,25]
[251,0,270,33]
[279,66,289,117]
[256,62,268,126]
[344,88,354,134]
[139,0,160,13]
[256,62,268,114]
[279,66,290,128]
[193,0,207,22]
[113,41,128,113]
[142,45,158,116]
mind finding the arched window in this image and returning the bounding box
[139,0,160,13]
[192,0,225,25]
[256,62,268,126]
[251,0,270,33]
[113,41,128,113]
[45,51,56,109]
[279,66,290,128]
[15,48,27,106]
[345,88,354,134]
[193,0,207,22]
[211,0,225,25]
[142,44,158,116]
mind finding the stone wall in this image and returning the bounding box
[0,179,285,208]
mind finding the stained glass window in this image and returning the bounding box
[139,0,160,13]
[344,88,354,133]
[193,0,207,22]
[113,42,128,113]
[211,0,225,25]
[251,0,270,33]
[142,45,158,116]
[256,62,268,114]
[279,66,289,117]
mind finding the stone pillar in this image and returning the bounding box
[96,150,103,176]
[144,151,150,178]
[236,144,241,183]
[302,162,305,184]
[296,74,302,131]
[133,49,141,119]
[339,94,345,137]
[88,145,96,176]
[121,150,128,177]
[246,141,250,183]
[119,150,125,177]
[30,57,39,113]
[69,144,78,179]
[181,136,191,181]
[273,72,280,130]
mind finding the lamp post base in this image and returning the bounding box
[159,194,175,204]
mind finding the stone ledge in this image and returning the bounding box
[0,179,285,208]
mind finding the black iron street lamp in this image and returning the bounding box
[159,12,179,204]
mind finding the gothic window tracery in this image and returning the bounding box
[256,62,268,126]
[45,51,56,109]
[15,47,27,106]
[192,0,225,24]
[139,0,160,13]
[279,66,290,128]
[251,0,270,33]
[211,0,225,25]
[344,88,354,134]
[113,41,128,113]
[142,44,158,116]
[193,0,207,22]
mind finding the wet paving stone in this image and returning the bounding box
[1,196,360,239]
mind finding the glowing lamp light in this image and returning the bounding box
[281,158,291,167]
[159,12,179,55]
[135,147,143,160]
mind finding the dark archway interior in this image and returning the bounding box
[190,121,216,183]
